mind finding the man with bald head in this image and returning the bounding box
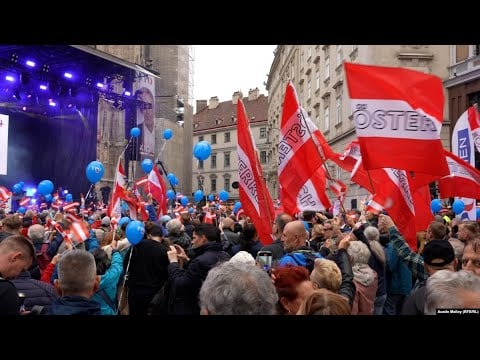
[260,213,293,264]
[278,220,323,271]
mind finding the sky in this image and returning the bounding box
[192,45,277,110]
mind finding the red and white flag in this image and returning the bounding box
[438,149,480,199]
[467,104,480,154]
[19,196,30,207]
[0,186,11,202]
[237,98,275,245]
[344,62,449,177]
[108,158,128,219]
[278,81,332,216]
[69,220,90,243]
[148,165,168,217]
[329,179,347,198]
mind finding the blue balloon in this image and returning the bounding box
[38,180,54,196]
[166,189,176,200]
[218,190,229,201]
[194,190,204,203]
[181,196,189,206]
[18,181,24,188]
[452,199,465,215]
[65,194,73,202]
[119,216,131,227]
[130,127,141,138]
[430,199,442,213]
[193,141,212,161]
[163,128,173,140]
[125,220,145,245]
[233,201,242,214]
[208,194,215,202]
[44,194,52,202]
[17,207,26,214]
[188,207,194,214]
[167,173,176,185]
[12,183,22,194]
[141,158,154,173]
[85,161,104,184]
[477,207,480,220]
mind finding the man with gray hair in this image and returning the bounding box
[39,250,101,315]
[424,270,480,315]
[199,261,278,315]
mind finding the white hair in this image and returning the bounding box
[424,270,480,315]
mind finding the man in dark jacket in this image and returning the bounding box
[41,250,101,315]
[167,223,230,315]
[260,213,292,264]
[0,235,35,315]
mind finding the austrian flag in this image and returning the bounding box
[344,62,449,177]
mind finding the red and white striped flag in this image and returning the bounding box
[63,202,80,212]
[467,104,480,154]
[69,220,90,243]
[438,149,480,199]
[237,98,275,245]
[278,81,332,216]
[148,165,168,217]
[329,179,347,198]
[0,186,11,202]
[109,158,128,219]
[344,62,449,177]
[19,196,30,207]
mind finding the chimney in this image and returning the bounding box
[248,87,260,101]
[196,100,207,113]
[208,96,219,109]
[232,91,243,105]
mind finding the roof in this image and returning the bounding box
[193,94,268,133]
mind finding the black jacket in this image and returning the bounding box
[0,276,19,315]
[260,238,285,263]
[11,271,57,311]
[168,241,230,315]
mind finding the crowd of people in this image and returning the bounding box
[1,203,480,316]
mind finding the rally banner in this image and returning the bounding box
[0,114,8,175]
[452,107,478,220]
[344,62,449,178]
[134,73,156,158]
[237,98,274,245]
[278,81,332,216]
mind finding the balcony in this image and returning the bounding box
[445,54,480,88]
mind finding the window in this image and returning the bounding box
[211,134,216,144]
[336,96,342,125]
[199,135,204,142]
[211,154,217,168]
[224,178,230,192]
[324,106,330,131]
[224,152,230,167]
[224,132,230,143]
[316,69,320,90]
[198,160,204,169]
[336,45,343,66]
[260,127,267,138]
[260,150,267,164]
[324,57,330,80]
[211,178,217,192]
[197,176,204,190]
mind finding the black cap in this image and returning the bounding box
[423,240,455,267]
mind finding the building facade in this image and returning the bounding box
[444,45,480,157]
[93,45,193,198]
[266,45,451,210]
[192,89,269,202]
